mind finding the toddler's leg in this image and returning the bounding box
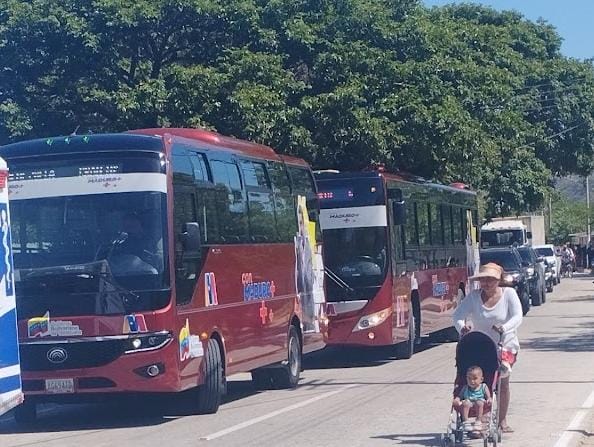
[475,400,485,427]
[461,400,472,421]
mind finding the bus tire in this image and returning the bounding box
[271,325,301,389]
[395,313,415,359]
[13,401,37,425]
[196,338,224,414]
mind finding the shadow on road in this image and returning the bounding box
[0,379,261,434]
[370,432,442,445]
[304,339,447,370]
[522,321,594,352]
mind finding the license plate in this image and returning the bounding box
[45,378,74,394]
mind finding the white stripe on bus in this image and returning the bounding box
[8,172,167,200]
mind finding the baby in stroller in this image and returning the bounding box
[453,365,492,431]
[442,331,502,446]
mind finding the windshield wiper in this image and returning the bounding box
[324,266,355,293]
[17,261,140,305]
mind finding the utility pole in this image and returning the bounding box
[586,173,591,247]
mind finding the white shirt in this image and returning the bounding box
[453,287,523,353]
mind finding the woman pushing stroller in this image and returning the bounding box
[453,262,523,434]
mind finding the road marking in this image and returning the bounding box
[552,387,594,447]
[200,384,357,441]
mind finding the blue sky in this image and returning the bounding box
[423,0,593,60]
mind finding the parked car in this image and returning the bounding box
[480,247,530,315]
[533,244,561,285]
[516,246,547,306]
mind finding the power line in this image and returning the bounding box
[511,120,587,152]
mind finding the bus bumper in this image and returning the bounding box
[19,337,184,399]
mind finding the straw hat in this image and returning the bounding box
[469,262,503,281]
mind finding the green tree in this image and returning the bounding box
[0,0,593,217]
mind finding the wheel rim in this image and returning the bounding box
[289,336,300,377]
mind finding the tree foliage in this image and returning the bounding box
[0,0,593,216]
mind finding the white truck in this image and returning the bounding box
[480,215,546,248]
[0,157,22,417]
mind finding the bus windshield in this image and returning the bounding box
[481,229,524,247]
[12,191,169,319]
[323,227,388,301]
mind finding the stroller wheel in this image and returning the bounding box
[439,433,453,446]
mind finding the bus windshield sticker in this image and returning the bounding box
[242,272,276,301]
[27,311,82,337]
[179,319,203,361]
[123,314,148,334]
[295,195,325,333]
[319,205,387,230]
[259,301,273,325]
[205,272,218,307]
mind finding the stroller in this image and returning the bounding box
[441,331,503,446]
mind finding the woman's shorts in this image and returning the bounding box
[500,350,517,378]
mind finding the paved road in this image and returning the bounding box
[2,276,594,447]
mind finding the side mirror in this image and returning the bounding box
[527,231,533,239]
[306,197,318,222]
[392,201,406,225]
[180,222,201,251]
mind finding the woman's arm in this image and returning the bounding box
[501,288,523,332]
[453,291,474,332]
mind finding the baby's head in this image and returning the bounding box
[466,365,484,388]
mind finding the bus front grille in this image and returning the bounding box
[19,339,124,371]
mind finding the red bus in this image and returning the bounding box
[314,169,479,358]
[2,128,326,422]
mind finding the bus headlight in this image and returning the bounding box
[353,308,392,332]
[123,331,172,354]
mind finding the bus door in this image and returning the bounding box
[387,188,411,341]
[0,159,22,416]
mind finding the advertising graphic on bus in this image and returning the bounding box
[315,170,479,358]
[1,129,326,422]
[0,157,22,417]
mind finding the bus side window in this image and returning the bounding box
[267,161,297,242]
[211,159,249,243]
[240,159,277,242]
[405,202,418,247]
[429,203,443,245]
[442,205,453,245]
[172,149,201,305]
[287,165,320,242]
[417,202,430,246]
[187,151,220,244]
[453,207,464,245]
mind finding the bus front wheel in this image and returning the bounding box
[271,325,302,389]
[196,338,225,414]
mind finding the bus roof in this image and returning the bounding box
[131,128,288,163]
[0,133,163,159]
[314,169,477,196]
[0,128,311,167]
